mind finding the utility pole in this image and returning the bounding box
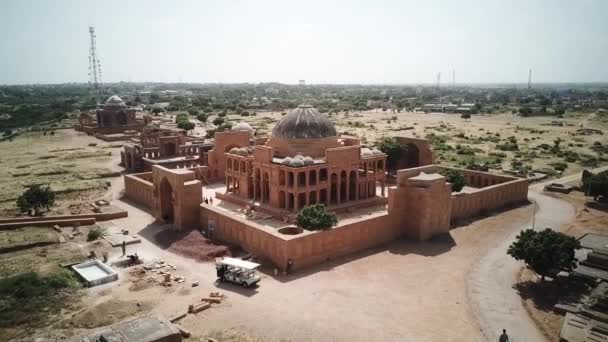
[436,72,441,90]
[452,69,455,88]
[528,68,532,90]
[88,26,103,101]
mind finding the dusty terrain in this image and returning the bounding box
[0,129,124,217]
[0,111,606,341]
[222,109,607,176]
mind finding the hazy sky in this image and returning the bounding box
[1,0,607,85]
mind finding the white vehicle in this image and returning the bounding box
[215,257,261,288]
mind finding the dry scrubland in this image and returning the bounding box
[0,111,607,341]
[0,129,124,217]
[208,109,607,177]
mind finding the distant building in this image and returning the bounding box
[298,80,306,85]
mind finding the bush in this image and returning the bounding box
[376,136,406,174]
[241,111,250,117]
[196,113,208,123]
[549,161,568,172]
[16,185,56,216]
[439,168,466,192]
[212,117,225,126]
[87,226,108,241]
[461,113,471,119]
[296,204,337,231]
[203,107,213,113]
[496,142,519,151]
[177,120,195,131]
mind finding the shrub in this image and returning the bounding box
[296,204,337,231]
[16,185,56,216]
[196,113,208,123]
[461,113,471,119]
[212,117,225,126]
[549,161,568,172]
[217,111,226,117]
[87,226,108,241]
[439,168,466,192]
[241,111,250,117]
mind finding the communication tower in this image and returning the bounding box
[88,26,103,97]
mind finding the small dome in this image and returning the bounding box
[303,156,314,165]
[104,95,126,108]
[282,157,293,165]
[294,154,305,160]
[233,122,254,132]
[143,122,161,133]
[291,159,304,166]
[361,148,372,157]
[272,105,337,139]
[235,148,249,156]
[229,147,239,154]
[371,148,383,155]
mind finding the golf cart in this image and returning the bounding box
[215,257,261,288]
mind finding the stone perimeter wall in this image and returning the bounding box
[397,165,529,222]
[124,173,154,208]
[200,204,398,271]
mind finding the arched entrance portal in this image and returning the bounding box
[160,178,174,223]
[116,111,127,125]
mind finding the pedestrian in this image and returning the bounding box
[121,240,126,256]
[499,329,509,342]
[205,198,209,205]
[286,258,293,275]
[210,197,214,205]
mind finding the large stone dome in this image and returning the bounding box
[104,95,127,108]
[272,105,336,139]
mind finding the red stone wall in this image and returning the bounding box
[124,173,154,208]
[450,178,529,222]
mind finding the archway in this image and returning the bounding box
[254,169,261,201]
[330,173,338,204]
[340,171,347,203]
[159,178,174,223]
[263,172,270,203]
[349,170,357,201]
[165,142,176,157]
[116,111,127,125]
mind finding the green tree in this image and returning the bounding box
[296,204,337,231]
[212,117,225,126]
[519,106,532,117]
[187,107,200,116]
[376,136,406,174]
[203,106,213,113]
[16,185,56,216]
[582,170,608,201]
[507,228,580,281]
[461,113,471,119]
[196,113,208,123]
[439,168,466,192]
[177,120,195,131]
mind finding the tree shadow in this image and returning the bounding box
[587,201,608,213]
[513,276,591,312]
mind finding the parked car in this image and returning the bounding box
[215,257,261,288]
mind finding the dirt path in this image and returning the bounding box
[467,166,608,342]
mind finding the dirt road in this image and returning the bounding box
[467,167,608,342]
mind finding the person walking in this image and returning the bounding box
[121,240,126,256]
[499,329,509,342]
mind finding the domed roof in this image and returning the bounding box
[272,105,336,139]
[233,122,254,132]
[104,95,126,107]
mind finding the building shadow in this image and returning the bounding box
[587,200,608,213]
[450,200,532,229]
[138,223,181,250]
[262,234,456,283]
[212,279,259,297]
[117,197,154,215]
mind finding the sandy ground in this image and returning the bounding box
[73,170,540,342]
[0,129,124,216]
